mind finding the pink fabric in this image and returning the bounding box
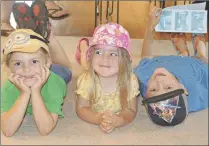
[86,22,131,60]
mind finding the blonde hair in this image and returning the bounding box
[87,47,132,110]
[6,47,49,66]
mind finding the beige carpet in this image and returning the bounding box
[1,36,208,145]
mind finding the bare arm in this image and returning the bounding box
[99,97,138,133]
[141,7,162,58]
[31,91,58,136]
[30,66,59,136]
[1,74,31,137]
[114,97,137,127]
[1,93,30,137]
[141,28,155,58]
[76,96,102,125]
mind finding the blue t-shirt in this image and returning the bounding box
[134,56,208,112]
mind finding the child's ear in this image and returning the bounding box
[46,57,52,68]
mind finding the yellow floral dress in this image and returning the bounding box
[75,71,140,114]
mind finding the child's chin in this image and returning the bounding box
[23,78,37,87]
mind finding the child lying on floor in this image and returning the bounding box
[134,6,208,126]
[75,23,140,133]
[1,29,67,136]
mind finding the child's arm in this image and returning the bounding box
[1,74,31,137]
[116,97,138,127]
[1,93,30,137]
[141,6,162,58]
[31,91,58,136]
[76,96,102,125]
[100,96,137,133]
[30,65,58,136]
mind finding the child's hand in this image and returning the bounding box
[8,73,31,94]
[31,65,50,92]
[99,111,116,133]
[147,6,162,32]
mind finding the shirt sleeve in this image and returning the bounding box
[128,73,140,101]
[45,99,65,118]
[138,57,152,67]
[43,72,67,118]
[75,71,92,100]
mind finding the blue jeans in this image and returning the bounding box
[50,64,72,84]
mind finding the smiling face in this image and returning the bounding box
[146,68,188,98]
[91,45,119,78]
[7,49,50,87]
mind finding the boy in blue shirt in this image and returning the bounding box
[134,7,208,126]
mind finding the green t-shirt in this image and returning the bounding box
[1,71,66,118]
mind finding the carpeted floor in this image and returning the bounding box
[1,36,208,145]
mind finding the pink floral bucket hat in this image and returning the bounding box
[75,22,131,65]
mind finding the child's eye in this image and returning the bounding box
[95,50,102,55]
[32,60,39,64]
[166,86,173,90]
[110,53,118,57]
[14,62,21,66]
[150,88,156,92]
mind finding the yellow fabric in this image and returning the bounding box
[76,71,140,114]
[2,29,49,62]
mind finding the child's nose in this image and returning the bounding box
[156,80,163,89]
[102,53,110,62]
[23,65,32,72]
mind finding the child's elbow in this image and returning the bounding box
[75,107,89,122]
[2,130,15,137]
[39,129,52,136]
[38,125,55,136]
[122,110,137,124]
[39,131,50,136]
[1,123,15,137]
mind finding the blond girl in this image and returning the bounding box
[75,23,140,133]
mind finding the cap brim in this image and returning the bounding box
[146,94,187,126]
[3,39,49,62]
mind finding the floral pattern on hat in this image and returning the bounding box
[86,22,131,60]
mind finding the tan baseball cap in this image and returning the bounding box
[2,29,50,62]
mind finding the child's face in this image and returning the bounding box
[146,68,186,98]
[92,45,119,78]
[8,50,49,87]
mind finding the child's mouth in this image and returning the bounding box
[155,73,166,77]
[22,76,35,79]
[100,65,110,68]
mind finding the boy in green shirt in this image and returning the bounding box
[1,29,66,137]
